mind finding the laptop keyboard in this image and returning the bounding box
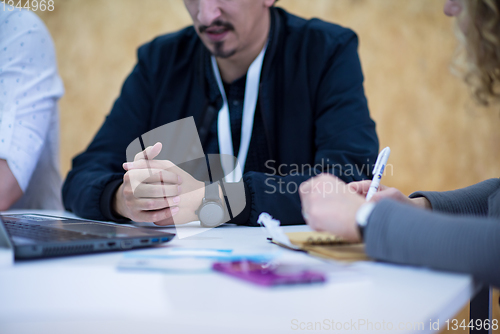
[3,220,102,242]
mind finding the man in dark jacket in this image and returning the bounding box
[63,0,379,226]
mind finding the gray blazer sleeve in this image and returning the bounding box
[409,178,500,216]
[364,199,500,288]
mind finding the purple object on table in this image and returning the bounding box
[212,261,326,287]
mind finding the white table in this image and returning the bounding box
[0,211,473,334]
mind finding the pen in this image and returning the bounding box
[366,147,391,201]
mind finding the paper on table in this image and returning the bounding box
[118,248,278,274]
[257,213,300,250]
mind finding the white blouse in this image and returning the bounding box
[0,7,64,209]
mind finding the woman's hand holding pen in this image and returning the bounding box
[348,181,432,210]
[299,174,433,243]
[299,174,365,243]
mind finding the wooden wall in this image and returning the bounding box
[36,0,500,195]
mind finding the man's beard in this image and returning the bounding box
[199,20,236,59]
[212,42,236,59]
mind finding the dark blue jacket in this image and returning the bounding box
[63,7,379,226]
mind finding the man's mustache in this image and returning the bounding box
[199,20,235,33]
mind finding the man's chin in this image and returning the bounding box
[210,42,237,59]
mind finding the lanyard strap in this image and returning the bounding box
[211,44,267,183]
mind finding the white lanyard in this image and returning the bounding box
[211,43,267,183]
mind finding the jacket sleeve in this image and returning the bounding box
[235,31,379,226]
[62,44,155,221]
[364,199,500,288]
[410,178,500,216]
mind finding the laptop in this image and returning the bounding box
[0,213,175,259]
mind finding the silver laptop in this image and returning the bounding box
[0,213,175,259]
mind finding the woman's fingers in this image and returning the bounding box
[370,187,407,203]
[348,180,389,196]
[347,180,372,195]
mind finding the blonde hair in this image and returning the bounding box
[461,0,500,106]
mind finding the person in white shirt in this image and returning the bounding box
[0,6,64,210]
